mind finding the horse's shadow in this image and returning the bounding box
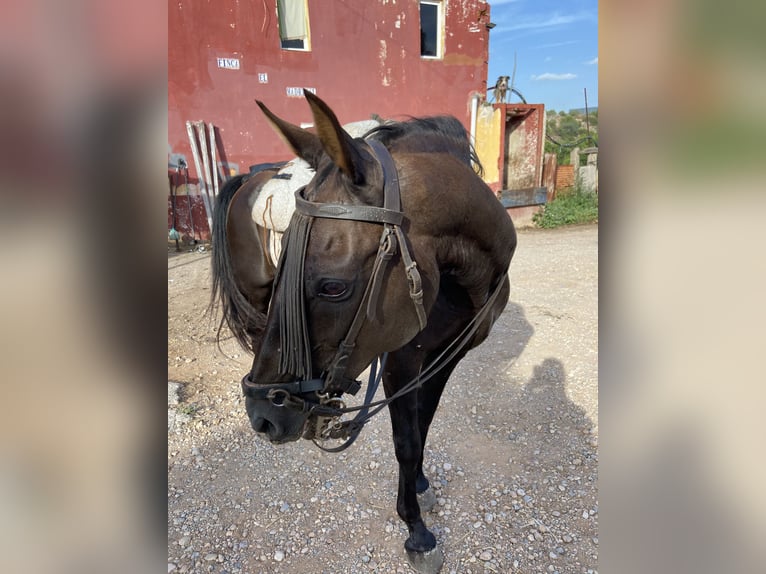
[415,300,599,571]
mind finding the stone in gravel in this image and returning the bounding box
[443,463,452,471]
[479,550,492,561]
[274,550,285,562]
[168,382,183,405]
[484,513,494,523]
[204,553,217,561]
[563,534,573,543]
[178,536,190,547]
[168,563,177,573]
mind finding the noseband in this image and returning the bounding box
[241,139,427,448]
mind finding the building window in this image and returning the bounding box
[277,0,310,50]
[420,1,443,58]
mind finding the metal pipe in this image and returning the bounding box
[209,122,219,200]
[181,160,196,242]
[470,93,479,163]
[186,120,213,236]
[195,121,214,233]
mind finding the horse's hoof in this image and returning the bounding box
[405,545,444,574]
[417,487,437,513]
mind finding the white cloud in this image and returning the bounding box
[531,40,578,50]
[531,73,577,81]
[502,12,593,32]
[585,57,598,65]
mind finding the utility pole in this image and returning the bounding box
[584,88,590,138]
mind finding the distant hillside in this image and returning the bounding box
[545,108,598,165]
[568,106,598,115]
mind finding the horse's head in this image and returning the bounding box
[244,92,432,443]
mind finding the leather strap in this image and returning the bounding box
[368,139,401,212]
[241,374,325,399]
[394,226,427,330]
[295,192,404,226]
[322,139,407,393]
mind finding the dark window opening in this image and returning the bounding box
[280,38,305,49]
[420,3,439,57]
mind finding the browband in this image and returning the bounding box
[294,192,404,226]
[293,138,404,226]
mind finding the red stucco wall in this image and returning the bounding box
[169,0,492,178]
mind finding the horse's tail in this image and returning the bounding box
[208,173,263,351]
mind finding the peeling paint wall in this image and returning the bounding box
[169,0,492,235]
[169,0,490,170]
[474,103,503,191]
[475,102,547,211]
[503,105,545,190]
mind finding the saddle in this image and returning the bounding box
[250,119,381,266]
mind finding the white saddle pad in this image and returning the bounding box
[252,119,381,266]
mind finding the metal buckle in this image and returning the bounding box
[267,388,290,407]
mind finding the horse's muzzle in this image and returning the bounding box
[245,395,310,443]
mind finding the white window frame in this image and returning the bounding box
[277,0,311,51]
[419,1,444,59]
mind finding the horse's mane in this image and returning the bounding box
[209,173,266,352]
[364,116,484,177]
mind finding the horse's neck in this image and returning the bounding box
[399,152,515,307]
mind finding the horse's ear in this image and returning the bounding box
[256,100,323,168]
[303,91,369,184]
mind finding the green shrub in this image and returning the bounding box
[533,187,598,228]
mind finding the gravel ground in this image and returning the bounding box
[168,224,598,574]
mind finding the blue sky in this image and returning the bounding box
[486,0,598,112]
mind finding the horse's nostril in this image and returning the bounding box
[252,417,271,434]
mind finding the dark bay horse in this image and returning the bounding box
[211,92,516,573]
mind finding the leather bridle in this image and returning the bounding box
[240,139,510,451]
[240,139,427,448]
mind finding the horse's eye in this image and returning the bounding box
[318,280,348,299]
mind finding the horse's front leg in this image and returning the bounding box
[385,376,444,573]
[388,393,433,550]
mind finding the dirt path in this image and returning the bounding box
[168,224,598,574]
